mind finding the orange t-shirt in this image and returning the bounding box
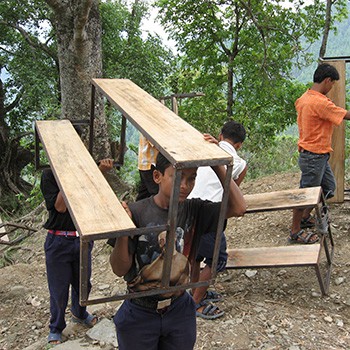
[295,89,346,154]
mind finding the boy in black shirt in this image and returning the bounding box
[41,159,113,345]
[109,152,246,350]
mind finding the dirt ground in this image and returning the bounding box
[1,172,350,350]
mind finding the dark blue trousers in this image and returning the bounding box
[44,233,93,333]
[114,292,196,350]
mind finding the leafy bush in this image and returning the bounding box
[242,134,299,180]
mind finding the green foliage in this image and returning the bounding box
[0,0,60,134]
[101,0,175,97]
[155,0,334,148]
[2,0,350,214]
[243,134,300,180]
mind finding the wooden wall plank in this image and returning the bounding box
[327,60,346,203]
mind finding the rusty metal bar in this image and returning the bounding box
[161,168,181,287]
[211,164,233,277]
[89,84,96,155]
[80,241,89,304]
[321,56,350,63]
[118,115,127,166]
[158,92,205,100]
[83,280,211,306]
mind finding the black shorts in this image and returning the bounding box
[196,231,227,272]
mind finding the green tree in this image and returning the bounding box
[0,0,59,210]
[101,0,175,96]
[45,0,111,159]
[0,0,176,210]
[100,0,175,175]
[156,0,344,147]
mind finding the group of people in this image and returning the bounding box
[41,63,350,349]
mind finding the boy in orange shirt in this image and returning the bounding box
[290,63,350,244]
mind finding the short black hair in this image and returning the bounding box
[155,152,172,174]
[221,120,246,144]
[73,124,83,137]
[313,63,339,83]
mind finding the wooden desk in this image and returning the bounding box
[35,79,234,305]
[225,187,334,295]
[92,79,232,168]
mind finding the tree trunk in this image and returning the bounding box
[46,0,110,160]
[319,0,333,59]
[227,56,234,118]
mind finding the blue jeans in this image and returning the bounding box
[44,234,93,333]
[196,231,228,272]
[114,292,196,350]
[298,151,335,199]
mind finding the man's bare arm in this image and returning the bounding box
[109,201,133,277]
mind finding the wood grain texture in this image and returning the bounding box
[226,245,321,268]
[328,60,346,203]
[244,187,322,213]
[36,120,135,237]
[92,79,232,168]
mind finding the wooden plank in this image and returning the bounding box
[244,187,322,213]
[226,245,321,268]
[328,60,346,203]
[35,120,135,238]
[92,79,232,168]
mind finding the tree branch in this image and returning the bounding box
[75,0,93,38]
[5,89,24,114]
[45,0,63,13]
[11,23,57,62]
[238,0,267,68]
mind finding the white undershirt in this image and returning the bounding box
[188,141,246,202]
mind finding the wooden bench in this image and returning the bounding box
[35,79,233,305]
[225,187,334,295]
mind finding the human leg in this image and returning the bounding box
[320,160,336,199]
[290,152,329,242]
[70,240,94,322]
[115,293,196,350]
[191,232,226,318]
[159,292,196,350]
[192,264,212,304]
[114,299,162,350]
[44,234,74,337]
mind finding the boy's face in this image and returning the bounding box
[154,166,197,202]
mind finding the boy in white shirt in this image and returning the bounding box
[188,120,247,319]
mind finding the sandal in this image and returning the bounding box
[196,300,224,320]
[300,215,316,229]
[71,313,98,327]
[202,290,223,303]
[289,230,319,244]
[47,331,62,347]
